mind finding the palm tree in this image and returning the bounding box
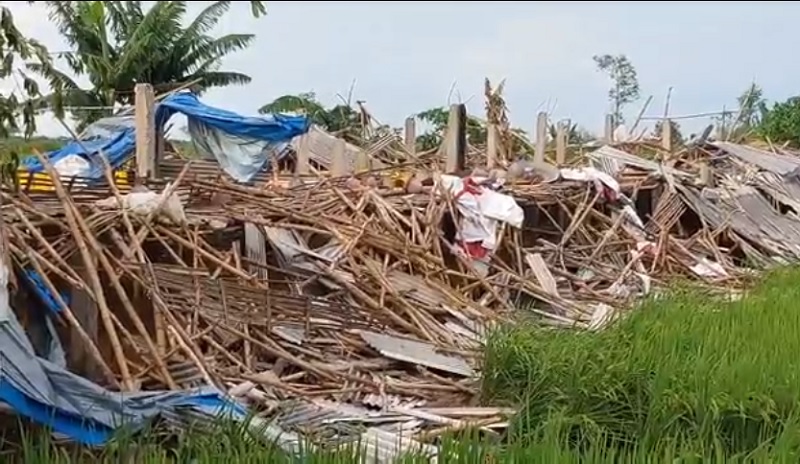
[32,1,266,130]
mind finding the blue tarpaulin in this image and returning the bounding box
[1,265,248,448]
[22,92,310,181]
[1,266,249,446]
[22,268,70,313]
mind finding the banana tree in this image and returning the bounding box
[30,1,266,130]
[259,92,363,144]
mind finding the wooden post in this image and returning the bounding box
[661,118,672,151]
[134,83,156,181]
[534,112,547,164]
[445,104,467,173]
[404,117,416,155]
[555,122,567,166]
[486,123,498,168]
[295,134,310,176]
[330,139,348,177]
[604,114,615,144]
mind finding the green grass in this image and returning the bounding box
[11,268,800,462]
[0,136,66,156]
[484,267,800,460]
[0,423,734,463]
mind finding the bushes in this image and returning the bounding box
[484,268,800,459]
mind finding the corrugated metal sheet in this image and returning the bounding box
[733,186,800,256]
[588,145,690,178]
[278,400,405,428]
[359,330,475,377]
[263,225,350,289]
[159,158,274,185]
[680,185,800,260]
[244,222,268,280]
[274,400,438,463]
[359,427,438,464]
[386,270,449,308]
[714,142,800,177]
[290,126,389,172]
[756,172,800,213]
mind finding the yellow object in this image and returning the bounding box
[17,168,130,193]
[387,170,413,189]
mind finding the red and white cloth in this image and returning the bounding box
[439,174,524,264]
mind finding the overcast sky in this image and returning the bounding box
[5,1,800,138]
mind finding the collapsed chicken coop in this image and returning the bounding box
[3,84,800,460]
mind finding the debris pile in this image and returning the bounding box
[5,135,800,458]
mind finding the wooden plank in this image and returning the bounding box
[134,83,156,180]
[525,252,559,297]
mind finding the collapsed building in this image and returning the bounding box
[1,90,798,461]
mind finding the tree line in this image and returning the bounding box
[2,1,800,151]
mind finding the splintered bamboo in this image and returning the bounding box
[33,149,134,390]
[4,132,762,445]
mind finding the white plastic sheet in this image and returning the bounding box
[439,174,524,253]
[95,184,186,224]
[53,154,91,178]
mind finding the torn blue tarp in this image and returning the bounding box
[19,268,69,366]
[0,258,246,446]
[155,93,309,142]
[21,129,135,178]
[21,268,69,314]
[0,299,246,446]
[21,92,310,182]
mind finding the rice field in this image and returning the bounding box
[8,268,800,462]
[485,267,800,461]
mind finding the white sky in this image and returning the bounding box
[4,1,799,138]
